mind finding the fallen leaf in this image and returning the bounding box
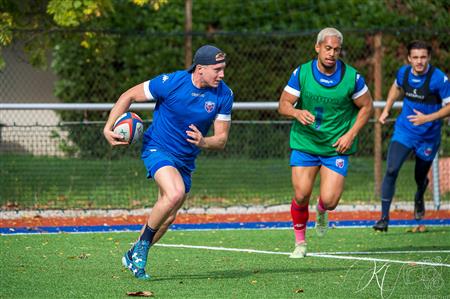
[417,225,427,232]
[131,200,142,207]
[410,225,427,233]
[67,253,91,259]
[3,201,20,209]
[126,291,154,297]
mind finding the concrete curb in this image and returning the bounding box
[1,202,448,220]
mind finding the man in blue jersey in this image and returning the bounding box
[103,45,233,279]
[373,40,450,232]
[278,28,373,258]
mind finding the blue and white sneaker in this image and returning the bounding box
[122,240,151,280]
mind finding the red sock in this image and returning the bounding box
[317,197,327,213]
[291,198,309,244]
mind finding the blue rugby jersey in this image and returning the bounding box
[393,65,450,140]
[284,59,368,99]
[142,70,233,164]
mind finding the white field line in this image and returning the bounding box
[2,231,449,267]
[310,250,450,255]
[155,243,450,268]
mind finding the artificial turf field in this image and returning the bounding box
[1,227,449,298]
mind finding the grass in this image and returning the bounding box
[1,227,449,298]
[1,154,448,209]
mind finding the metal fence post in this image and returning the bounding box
[432,153,441,210]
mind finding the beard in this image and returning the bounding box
[319,58,336,71]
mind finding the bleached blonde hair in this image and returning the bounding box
[316,27,343,45]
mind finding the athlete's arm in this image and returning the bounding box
[379,82,403,124]
[408,103,450,125]
[103,82,149,146]
[186,119,231,150]
[408,71,450,125]
[278,90,315,125]
[333,91,374,153]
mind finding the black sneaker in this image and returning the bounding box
[414,200,425,220]
[414,178,429,220]
[373,218,389,232]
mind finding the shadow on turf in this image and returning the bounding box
[371,227,450,235]
[362,244,450,252]
[150,266,349,282]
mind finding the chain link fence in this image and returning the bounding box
[1,29,449,209]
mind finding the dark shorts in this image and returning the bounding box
[392,131,440,162]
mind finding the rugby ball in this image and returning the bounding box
[112,112,144,144]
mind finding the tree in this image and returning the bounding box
[0,0,168,69]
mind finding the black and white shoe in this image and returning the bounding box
[373,218,389,232]
[414,178,429,220]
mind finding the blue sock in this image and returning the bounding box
[139,225,157,243]
[381,199,391,220]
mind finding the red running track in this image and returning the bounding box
[1,210,449,228]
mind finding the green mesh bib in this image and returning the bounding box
[290,60,359,156]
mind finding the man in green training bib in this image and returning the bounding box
[278,27,373,258]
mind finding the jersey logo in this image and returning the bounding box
[162,75,169,83]
[320,78,334,84]
[215,52,226,62]
[204,101,215,113]
[424,147,432,156]
[336,158,345,169]
[191,92,205,97]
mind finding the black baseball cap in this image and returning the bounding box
[187,45,226,72]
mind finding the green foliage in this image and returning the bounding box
[0,11,10,68]
[0,12,13,46]
[2,0,448,157]
[50,129,79,157]
[0,0,52,69]
[51,0,448,157]
[47,0,113,27]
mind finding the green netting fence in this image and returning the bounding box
[1,105,449,209]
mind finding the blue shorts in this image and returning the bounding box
[141,147,193,193]
[392,131,440,162]
[290,150,349,177]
